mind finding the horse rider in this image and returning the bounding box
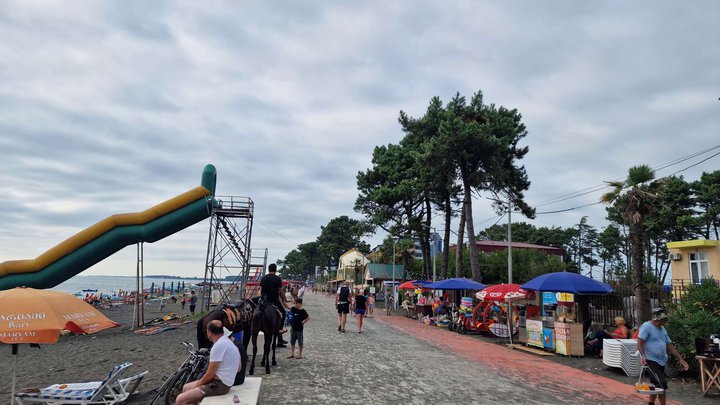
[260,263,290,347]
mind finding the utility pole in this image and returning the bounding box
[507,195,512,284]
[392,238,397,309]
[507,195,514,345]
[431,227,438,282]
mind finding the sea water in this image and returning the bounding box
[52,275,204,295]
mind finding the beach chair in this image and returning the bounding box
[15,362,148,405]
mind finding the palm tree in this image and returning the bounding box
[601,165,662,323]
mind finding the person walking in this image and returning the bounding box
[189,290,197,315]
[298,284,306,299]
[367,293,376,318]
[350,291,357,318]
[384,289,394,316]
[336,281,351,333]
[287,298,309,359]
[355,289,368,333]
[637,308,689,405]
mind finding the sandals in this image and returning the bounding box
[287,355,295,359]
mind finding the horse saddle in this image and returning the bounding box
[223,307,241,328]
[257,299,283,319]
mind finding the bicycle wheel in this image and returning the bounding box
[164,367,191,405]
[188,357,208,382]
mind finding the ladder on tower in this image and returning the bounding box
[241,248,268,299]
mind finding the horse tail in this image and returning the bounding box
[197,317,209,349]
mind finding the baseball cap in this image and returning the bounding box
[652,308,669,321]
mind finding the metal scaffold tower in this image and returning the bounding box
[202,196,258,310]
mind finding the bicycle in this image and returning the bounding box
[150,341,209,405]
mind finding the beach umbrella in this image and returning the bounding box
[425,278,486,291]
[521,271,613,294]
[0,287,119,404]
[397,280,432,290]
[475,284,532,302]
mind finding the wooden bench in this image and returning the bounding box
[201,377,262,405]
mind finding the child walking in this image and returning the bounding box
[288,298,309,359]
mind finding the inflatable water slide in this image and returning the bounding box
[0,164,217,290]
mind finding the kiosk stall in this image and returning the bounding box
[521,271,613,357]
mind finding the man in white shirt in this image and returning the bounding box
[176,320,240,405]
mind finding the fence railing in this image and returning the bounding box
[587,281,698,328]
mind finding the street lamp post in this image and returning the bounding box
[392,238,397,309]
[431,227,438,282]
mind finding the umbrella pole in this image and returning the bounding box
[10,344,18,405]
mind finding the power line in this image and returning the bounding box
[255,218,299,246]
[667,150,720,177]
[531,143,720,208]
[532,149,720,216]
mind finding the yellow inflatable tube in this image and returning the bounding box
[0,186,210,277]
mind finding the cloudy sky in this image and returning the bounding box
[0,1,718,279]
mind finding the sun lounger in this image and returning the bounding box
[15,362,148,405]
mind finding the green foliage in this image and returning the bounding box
[281,216,372,279]
[446,247,565,284]
[693,170,720,240]
[316,215,372,261]
[665,280,720,367]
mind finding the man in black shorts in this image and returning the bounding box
[335,281,351,333]
[260,263,290,346]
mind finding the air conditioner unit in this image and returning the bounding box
[669,253,682,261]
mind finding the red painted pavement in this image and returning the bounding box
[374,313,682,405]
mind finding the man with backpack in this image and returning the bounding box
[335,281,352,333]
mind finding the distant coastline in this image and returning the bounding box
[75,274,206,280]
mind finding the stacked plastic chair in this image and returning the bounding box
[602,338,639,373]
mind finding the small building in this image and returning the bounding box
[336,248,369,286]
[364,263,404,293]
[667,239,720,285]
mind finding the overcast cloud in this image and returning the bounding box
[0,1,718,278]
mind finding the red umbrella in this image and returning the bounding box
[475,284,532,302]
[398,281,418,290]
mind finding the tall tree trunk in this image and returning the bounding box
[442,196,452,279]
[602,258,607,283]
[455,204,466,278]
[420,238,430,280]
[462,177,482,282]
[423,197,432,279]
[660,261,671,285]
[630,222,651,324]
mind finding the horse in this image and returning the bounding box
[196,299,254,349]
[248,299,282,375]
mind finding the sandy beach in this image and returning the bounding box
[0,300,198,404]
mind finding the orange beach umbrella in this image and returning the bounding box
[1,287,119,404]
[0,287,119,344]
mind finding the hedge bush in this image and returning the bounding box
[665,279,720,370]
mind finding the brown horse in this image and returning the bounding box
[196,299,255,349]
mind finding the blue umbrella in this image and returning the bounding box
[425,278,487,291]
[521,271,613,294]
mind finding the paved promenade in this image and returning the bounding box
[255,293,682,404]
